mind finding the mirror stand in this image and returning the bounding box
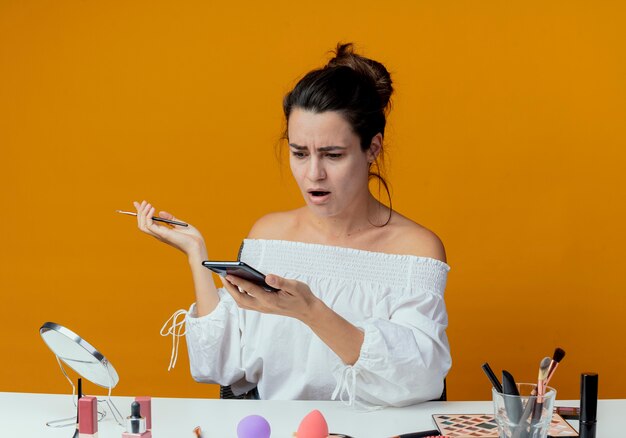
[40,322,124,428]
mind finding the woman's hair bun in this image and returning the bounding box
[283,42,393,149]
[326,43,393,111]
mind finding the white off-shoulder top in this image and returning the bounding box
[184,238,451,407]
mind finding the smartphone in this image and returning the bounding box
[202,261,279,292]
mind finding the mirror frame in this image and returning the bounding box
[40,321,119,389]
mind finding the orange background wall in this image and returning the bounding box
[1,1,624,401]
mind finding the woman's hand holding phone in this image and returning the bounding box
[224,273,364,366]
[133,200,208,261]
[222,273,321,323]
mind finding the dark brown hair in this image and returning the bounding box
[282,43,394,225]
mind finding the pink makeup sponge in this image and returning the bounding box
[296,410,329,438]
[237,414,271,438]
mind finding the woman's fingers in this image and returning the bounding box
[158,210,189,229]
[130,200,207,258]
[226,273,290,296]
[146,205,155,227]
[225,275,269,297]
[265,274,292,292]
[224,275,287,314]
[135,200,147,231]
[222,276,256,309]
[158,210,174,220]
[134,202,185,231]
[223,274,314,320]
[133,201,165,238]
[146,205,173,238]
[139,202,151,232]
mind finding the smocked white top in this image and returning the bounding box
[184,239,451,407]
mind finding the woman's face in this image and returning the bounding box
[288,109,378,218]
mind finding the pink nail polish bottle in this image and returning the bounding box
[78,396,98,437]
[122,401,152,438]
[134,397,152,431]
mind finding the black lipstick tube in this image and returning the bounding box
[579,372,598,438]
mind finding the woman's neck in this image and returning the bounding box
[303,194,390,241]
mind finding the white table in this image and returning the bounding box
[0,392,621,437]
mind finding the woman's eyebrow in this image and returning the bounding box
[289,143,346,152]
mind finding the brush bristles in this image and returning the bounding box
[553,347,566,363]
[538,357,551,380]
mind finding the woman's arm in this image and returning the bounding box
[303,299,364,366]
[185,248,219,316]
[134,200,219,315]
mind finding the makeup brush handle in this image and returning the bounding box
[511,399,534,438]
[531,400,544,422]
[481,363,503,393]
[152,216,188,227]
[501,371,523,425]
[531,379,547,423]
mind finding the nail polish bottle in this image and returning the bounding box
[122,401,152,438]
[134,397,152,431]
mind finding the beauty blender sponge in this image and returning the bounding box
[237,414,271,438]
[296,410,328,438]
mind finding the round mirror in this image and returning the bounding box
[40,322,119,389]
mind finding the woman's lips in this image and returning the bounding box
[307,190,331,204]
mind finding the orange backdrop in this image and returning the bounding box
[1,0,625,401]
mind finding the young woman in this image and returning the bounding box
[133,43,451,407]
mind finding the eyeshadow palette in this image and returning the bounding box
[432,413,578,437]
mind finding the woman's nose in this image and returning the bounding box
[307,158,326,180]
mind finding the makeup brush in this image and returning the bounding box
[512,356,552,438]
[544,347,566,389]
[531,357,551,422]
[116,210,188,227]
[481,362,503,393]
[524,348,566,398]
[502,370,523,424]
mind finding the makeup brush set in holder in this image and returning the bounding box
[482,347,599,438]
[482,348,566,438]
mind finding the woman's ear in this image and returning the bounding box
[367,133,383,163]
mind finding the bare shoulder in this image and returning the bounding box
[387,212,447,263]
[247,209,300,240]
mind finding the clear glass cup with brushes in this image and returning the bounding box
[493,383,556,438]
[485,349,566,438]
